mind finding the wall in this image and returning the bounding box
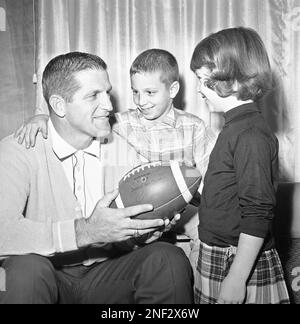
[0,0,35,139]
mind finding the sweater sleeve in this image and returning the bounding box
[0,138,77,256]
[234,128,278,238]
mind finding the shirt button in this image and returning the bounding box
[77,186,82,191]
[75,206,81,212]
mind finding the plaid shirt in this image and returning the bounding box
[113,107,216,179]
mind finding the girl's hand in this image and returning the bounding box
[217,273,247,304]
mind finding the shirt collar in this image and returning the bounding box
[137,105,177,129]
[49,119,100,160]
[224,102,260,127]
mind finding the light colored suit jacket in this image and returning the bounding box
[0,130,141,257]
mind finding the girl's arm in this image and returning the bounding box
[218,233,263,304]
[218,129,277,304]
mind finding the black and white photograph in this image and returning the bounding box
[0,0,300,306]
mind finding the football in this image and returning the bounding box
[110,161,202,220]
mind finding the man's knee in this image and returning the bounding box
[0,255,58,304]
[135,242,193,303]
[143,242,192,272]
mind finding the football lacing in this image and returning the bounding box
[123,161,162,180]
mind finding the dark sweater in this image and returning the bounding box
[198,102,278,250]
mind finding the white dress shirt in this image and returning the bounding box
[49,121,104,219]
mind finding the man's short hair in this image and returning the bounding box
[130,48,179,86]
[42,52,107,106]
[190,27,272,101]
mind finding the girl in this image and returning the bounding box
[190,27,290,304]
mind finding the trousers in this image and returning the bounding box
[0,242,193,304]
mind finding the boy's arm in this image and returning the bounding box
[14,114,49,148]
[192,120,216,206]
[189,191,201,207]
[112,112,130,139]
[193,121,216,180]
[35,103,49,116]
[14,103,50,148]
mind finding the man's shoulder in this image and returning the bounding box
[0,133,49,161]
[0,135,34,172]
[0,134,27,154]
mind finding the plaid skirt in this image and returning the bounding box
[194,239,290,304]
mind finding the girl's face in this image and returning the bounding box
[195,67,225,113]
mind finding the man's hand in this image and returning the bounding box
[14,114,49,148]
[75,190,165,248]
[139,213,181,245]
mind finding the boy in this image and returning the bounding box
[114,49,215,173]
[15,49,216,269]
[190,27,289,304]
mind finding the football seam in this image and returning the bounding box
[153,177,201,211]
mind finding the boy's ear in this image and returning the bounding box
[169,81,180,99]
[49,95,66,118]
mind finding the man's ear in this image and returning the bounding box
[49,95,66,118]
[169,81,180,99]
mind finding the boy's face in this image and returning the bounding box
[195,67,225,113]
[131,71,178,121]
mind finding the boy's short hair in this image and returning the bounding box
[42,52,107,106]
[130,48,179,86]
[190,27,272,101]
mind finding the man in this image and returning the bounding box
[0,52,193,304]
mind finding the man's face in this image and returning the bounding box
[64,69,113,139]
[131,71,174,121]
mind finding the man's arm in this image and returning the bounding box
[74,190,164,248]
[0,138,55,255]
[0,139,164,256]
[193,120,216,179]
[191,120,216,207]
